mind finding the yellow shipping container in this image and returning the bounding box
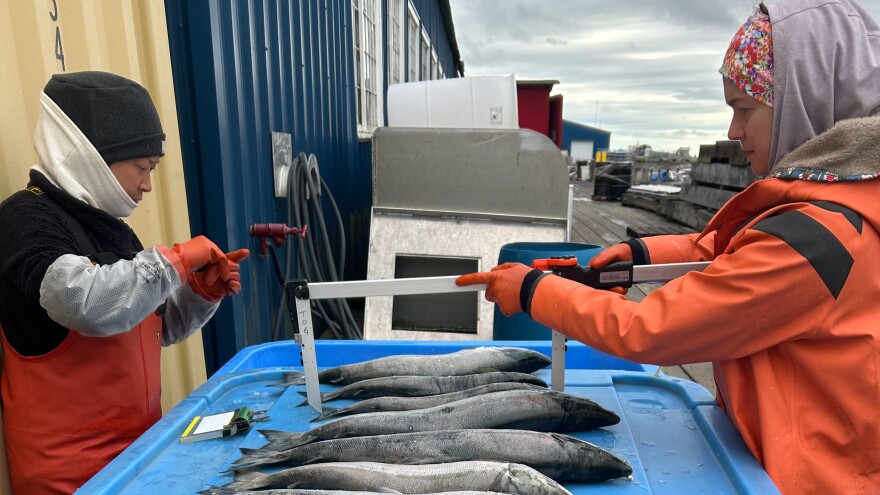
[0,1,210,490]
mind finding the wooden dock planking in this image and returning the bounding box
[568,181,716,396]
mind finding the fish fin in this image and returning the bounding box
[228,447,285,471]
[474,366,500,373]
[297,396,332,407]
[197,488,233,495]
[377,488,404,494]
[228,469,270,490]
[310,406,340,422]
[257,429,308,451]
[282,372,305,385]
[296,390,332,402]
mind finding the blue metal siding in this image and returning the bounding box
[166,0,456,373]
[166,0,364,373]
[562,119,612,158]
[412,0,455,74]
[404,0,456,78]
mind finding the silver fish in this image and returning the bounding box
[303,371,547,404]
[220,460,573,495]
[260,389,620,451]
[231,429,632,483]
[310,382,547,422]
[202,489,510,495]
[278,347,551,386]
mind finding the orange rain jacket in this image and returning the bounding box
[529,119,880,494]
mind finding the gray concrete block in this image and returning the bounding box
[693,162,757,189]
[680,183,738,210]
[697,140,748,166]
[658,198,714,230]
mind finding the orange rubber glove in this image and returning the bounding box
[456,262,545,317]
[189,249,250,302]
[588,243,633,269]
[171,235,228,275]
[588,243,633,295]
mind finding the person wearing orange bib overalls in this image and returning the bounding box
[0,71,249,494]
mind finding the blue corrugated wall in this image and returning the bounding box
[165,0,367,373]
[408,0,456,75]
[165,0,459,373]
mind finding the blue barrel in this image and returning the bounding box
[493,242,604,340]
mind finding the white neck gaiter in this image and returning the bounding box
[31,92,138,218]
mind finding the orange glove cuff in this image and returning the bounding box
[157,245,188,279]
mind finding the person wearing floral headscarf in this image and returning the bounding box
[457,1,880,493]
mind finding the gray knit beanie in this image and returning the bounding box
[43,71,165,165]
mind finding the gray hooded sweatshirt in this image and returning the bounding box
[767,0,880,169]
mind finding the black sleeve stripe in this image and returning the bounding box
[809,201,863,234]
[752,211,853,299]
[733,213,762,239]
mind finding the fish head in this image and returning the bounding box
[505,462,573,495]
[591,452,634,482]
[496,347,552,372]
[557,393,621,428]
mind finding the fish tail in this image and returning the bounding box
[196,488,236,495]
[310,406,342,422]
[297,390,333,402]
[258,429,310,450]
[280,372,305,386]
[228,447,286,471]
[228,470,270,490]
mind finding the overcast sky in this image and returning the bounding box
[448,0,880,155]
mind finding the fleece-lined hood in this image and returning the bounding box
[705,114,880,249]
[31,92,139,218]
[766,0,880,168]
[773,115,880,176]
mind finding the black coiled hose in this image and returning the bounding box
[272,153,362,341]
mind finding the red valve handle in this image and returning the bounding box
[250,223,308,255]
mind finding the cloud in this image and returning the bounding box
[448,0,880,152]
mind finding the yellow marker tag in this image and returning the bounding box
[181,416,201,438]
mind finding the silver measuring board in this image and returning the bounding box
[291,286,322,412]
[292,276,487,412]
[304,261,711,299]
[295,260,710,411]
[632,262,711,283]
[306,276,487,299]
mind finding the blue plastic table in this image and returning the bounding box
[77,340,780,494]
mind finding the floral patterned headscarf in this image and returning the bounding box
[719,11,774,107]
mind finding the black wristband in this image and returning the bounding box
[625,238,650,265]
[520,269,548,315]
